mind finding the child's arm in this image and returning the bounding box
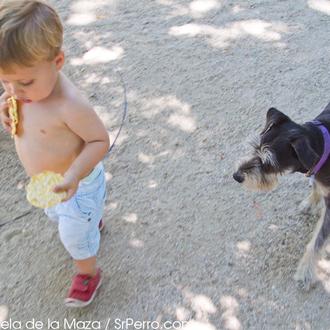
[53,101,110,200]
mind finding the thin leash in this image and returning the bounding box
[106,69,128,156]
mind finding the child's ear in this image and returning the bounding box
[54,51,65,70]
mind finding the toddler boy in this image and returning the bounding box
[0,0,110,307]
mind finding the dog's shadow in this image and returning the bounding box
[253,199,320,284]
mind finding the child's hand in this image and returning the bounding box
[53,173,79,202]
[0,91,12,133]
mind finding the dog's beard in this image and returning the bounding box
[242,167,279,191]
[236,136,280,191]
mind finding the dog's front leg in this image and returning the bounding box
[294,197,330,290]
[299,181,322,214]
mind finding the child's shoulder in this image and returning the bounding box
[58,73,94,116]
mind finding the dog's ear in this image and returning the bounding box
[261,108,291,135]
[291,137,319,171]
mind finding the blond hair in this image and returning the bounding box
[0,0,63,70]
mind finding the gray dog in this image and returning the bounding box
[233,103,330,290]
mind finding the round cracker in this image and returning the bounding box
[26,171,67,208]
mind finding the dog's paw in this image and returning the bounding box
[294,262,317,291]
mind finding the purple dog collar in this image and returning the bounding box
[307,120,330,176]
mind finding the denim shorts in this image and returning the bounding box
[44,162,106,260]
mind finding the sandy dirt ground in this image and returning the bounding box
[1,0,330,329]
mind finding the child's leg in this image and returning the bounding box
[45,202,100,276]
[49,163,106,307]
[59,216,102,307]
[72,220,105,276]
[74,256,97,277]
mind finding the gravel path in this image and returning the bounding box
[1,1,330,329]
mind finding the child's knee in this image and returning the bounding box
[58,219,100,259]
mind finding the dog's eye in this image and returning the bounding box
[243,163,261,171]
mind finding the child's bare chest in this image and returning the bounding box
[14,103,84,176]
[16,104,64,139]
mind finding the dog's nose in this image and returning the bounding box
[233,171,244,183]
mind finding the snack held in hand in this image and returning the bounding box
[7,97,18,137]
[26,171,67,208]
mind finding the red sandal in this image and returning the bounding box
[65,268,102,308]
